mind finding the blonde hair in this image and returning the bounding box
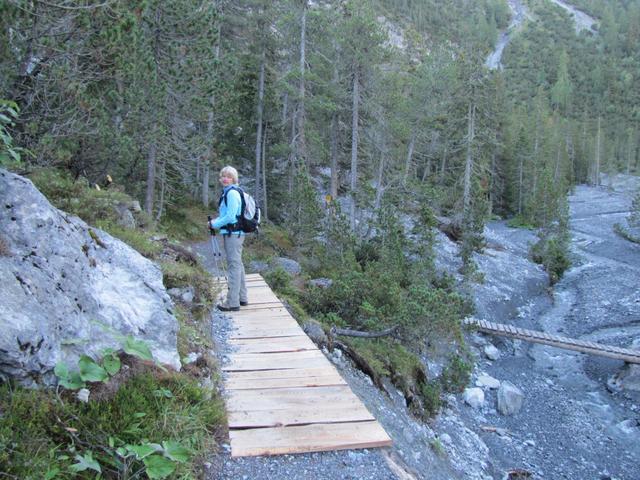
[219,165,238,184]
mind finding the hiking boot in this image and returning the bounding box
[240,300,249,306]
[217,304,240,312]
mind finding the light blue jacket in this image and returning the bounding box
[211,185,244,236]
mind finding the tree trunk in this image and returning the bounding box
[595,115,601,186]
[262,124,268,220]
[330,58,340,200]
[626,128,635,175]
[350,68,360,231]
[402,131,416,185]
[330,112,339,199]
[255,49,265,206]
[374,149,385,211]
[463,103,476,211]
[202,23,222,207]
[145,141,157,216]
[439,144,448,184]
[156,161,165,222]
[202,159,210,207]
[489,149,497,216]
[518,151,524,215]
[297,2,307,166]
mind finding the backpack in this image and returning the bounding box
[219,186,261,233]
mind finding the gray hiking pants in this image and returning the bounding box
[223,233,247,308]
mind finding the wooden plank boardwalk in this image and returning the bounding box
[219,273,392,457]
[464,318,640,364]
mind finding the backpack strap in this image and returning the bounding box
[218,185,245,208]
[218,186,246,234]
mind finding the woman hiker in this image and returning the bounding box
[209,165,248,312]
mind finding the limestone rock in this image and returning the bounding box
[463,387,485,409]
[497,381,524,415]
[484,344,500,361]
[248,260,269,273]
[275,257,301,275]
[114,202,136,229]
[476,373,501,389]
[308,277,333,289]
[0,169,180,386]
[303,320,328,347]
[609,364,640,392]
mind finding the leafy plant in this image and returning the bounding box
[0,99,28,168]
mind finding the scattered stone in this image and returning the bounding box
[248,260,269,273]
[302,319,328,346]
[77,388,90,403]
[308,277,333,289]
[184,352,200,364]
[476,373,501,389]
[114,202,136,229]
[275,257,301,275]
[615,418,639,434]
[608,364,640,392]
[167,287,195,305]
[497,381,524,416]
[130,200,142,213]
[463,387,485,408]
[484,344,501,360]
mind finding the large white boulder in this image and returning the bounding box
[0,169,181,386]
[497,381,524,416]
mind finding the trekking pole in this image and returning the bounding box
[207,216,227,283]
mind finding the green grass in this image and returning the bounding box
[0,369,225,479]
[161,202,212,242]
[160,260,218,307]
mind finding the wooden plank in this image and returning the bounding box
[229,421,392,457]
[226,373,346,390]
[226,385,359,410]
[226,366,342,381]
[229,335,317,354]
[228,402,374,428]
[223,350,328,371]
[231,317,299,329]
[231,307,289,317]
[229,327,304,339]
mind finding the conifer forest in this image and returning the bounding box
[3,0,638,234]
[1,0,640,478]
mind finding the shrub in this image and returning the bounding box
[420,380,443,417]
[440,354,472,393]
[530,231,570,283]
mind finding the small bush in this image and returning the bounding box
[420,380,443,417]
[507,215,535,229]
[530,232,570,284]
[440,354,472,393]
[264,266,294,295]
